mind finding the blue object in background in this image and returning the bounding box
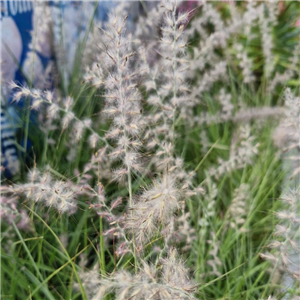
[1,106,20,178]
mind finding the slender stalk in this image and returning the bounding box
[114,27,138,272]
[99,215,106,276]
[171,5,178,149]
[127,165,138,274]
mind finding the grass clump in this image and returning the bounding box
[1,1,299,299]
